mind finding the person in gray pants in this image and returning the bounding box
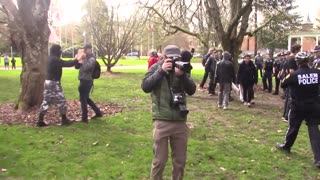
[215,51,235,110]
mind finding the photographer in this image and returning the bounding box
[141,45,196,180]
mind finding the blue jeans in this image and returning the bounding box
[78,80,101,120]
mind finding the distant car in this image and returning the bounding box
[127,52,139,57]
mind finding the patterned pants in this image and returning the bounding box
[39,80,67,115]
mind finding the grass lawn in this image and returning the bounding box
[0,56,202,68]
[0,68,319,179]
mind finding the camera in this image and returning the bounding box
[172,93,189,118]
[169,57,193,73]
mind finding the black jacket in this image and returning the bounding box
[281,65,320,101]
[215,59,234,83]
[237,60,258,85]
[46,45,77,81]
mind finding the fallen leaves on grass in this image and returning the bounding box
[0,100,122,126]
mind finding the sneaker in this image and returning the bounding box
[247,102,251,107]
[198,85,204,91]
[218,105,222,109]
[275,143,291,153]
[250,101,255,104]
[244,102,248,106]
[36,121,48,127]
[281,117,288,122]
[91,113,103,119]
[314,161,320,168]
[223,106,228,110]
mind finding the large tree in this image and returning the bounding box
[0,0,50,111]
[256,9,301,53]
[143,0,296,71]
[83,0,146,72]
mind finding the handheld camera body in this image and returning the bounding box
[169,56,193,73]
[172,92,189,118]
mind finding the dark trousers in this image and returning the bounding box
[199,70,209,88]
[283,104,320,161]
[208,71,217,94]
[282,88,290,119]
[257,66,263,78]
[78,80,101,120]
[242,83,254,103]
[262,71,272,92]
[274,75,280,94]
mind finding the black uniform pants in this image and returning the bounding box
[199,70,209,88]
[283,101,320,161]
[262,71,272,92]
[78,80,101,120]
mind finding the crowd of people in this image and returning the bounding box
[141,44,320,179]
[2,42,320,178]
[196,44,320,171]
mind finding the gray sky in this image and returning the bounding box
[59,0,320,24]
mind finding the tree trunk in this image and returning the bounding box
[221,37,241,74]
[107,65,112,72]
[1,0,51,111]
[17,42,48,111]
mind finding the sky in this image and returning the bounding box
[56,0,320,25]
[55,0,141,25]
[293,0,319,23]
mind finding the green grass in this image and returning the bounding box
[0,68,319,179]
[0,56,202,67]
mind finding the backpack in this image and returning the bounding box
[92,60,101,79]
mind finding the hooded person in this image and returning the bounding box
[215,51,235,109]
[37,44,79,127]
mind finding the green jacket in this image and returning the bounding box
[141,61,196,121]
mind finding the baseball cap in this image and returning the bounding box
[311,45,320,53]
[163,45,181,58]
[84,44,93,49]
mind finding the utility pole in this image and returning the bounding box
[254,0,258,56]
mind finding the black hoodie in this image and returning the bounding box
[46,45,78,81]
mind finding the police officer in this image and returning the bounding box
[272,53,283,95]
[37,44,79,127]
[262,53,274,93]
[312,45,320,69]
[276,52,320,167]
[281,45,301,122]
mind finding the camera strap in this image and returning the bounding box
[165,74,175,105]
